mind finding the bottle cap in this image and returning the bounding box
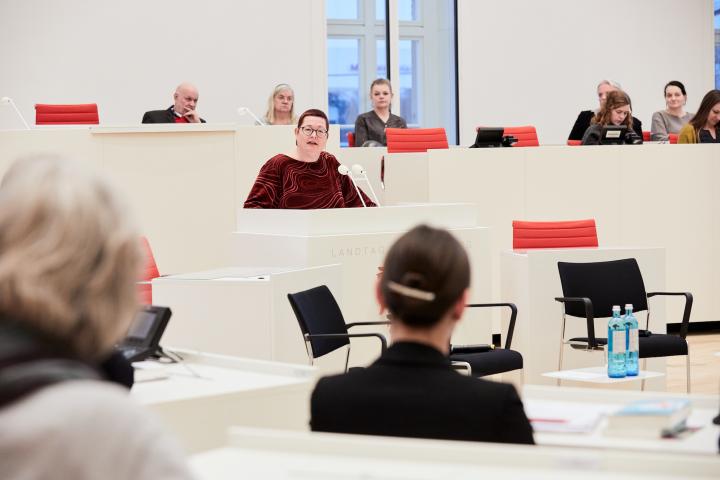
[612,305,621,311]
[625,304,633,310]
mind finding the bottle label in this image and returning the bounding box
[629,329,639,351]
[612,330,626,353]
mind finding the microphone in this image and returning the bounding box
[237,107,266,126]
[1,97,30,130]
[337,164,367,207]
[351,164,381,206]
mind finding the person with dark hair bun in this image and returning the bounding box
[244,108,375,209]
[310,225,534,445]
[651,81,693,141]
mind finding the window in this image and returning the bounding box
[327,0,457,146]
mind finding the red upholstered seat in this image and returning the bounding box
[138,236,160,305]
[502,125,539,147]
[668,133,678,144]
[386,127,448,153]
[35,103,99,125]
[347,131,355,147]
[567,140,582,146]
[512,219,598,249]
[642,131,651,142]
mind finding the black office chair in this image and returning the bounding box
[555,258,693,392]
[287,285,389,371]
[450,303,524,380]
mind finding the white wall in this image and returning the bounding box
[457,0,716,145]
[0,0,327,129]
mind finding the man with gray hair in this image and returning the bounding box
[142,82,206,123]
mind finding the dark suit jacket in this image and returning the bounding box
[568,110,642,141]
[311,342,535,444]
[141,106,206,124]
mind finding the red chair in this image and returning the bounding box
[669,133,678,144]
[346,131,356,147]
[501,125,539,147]
[386,128,448,153]
[567,140,582,146]
[512,219,598,249]
[35,103,99,125]
[642,131,652,142]
[138,237,160,305]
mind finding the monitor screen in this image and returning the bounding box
[127,310,156,341]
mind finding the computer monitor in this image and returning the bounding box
[600,125,627,145]
[470,127,504,148]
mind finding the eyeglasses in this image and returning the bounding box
[300,126,328,138]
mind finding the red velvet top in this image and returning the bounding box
[244,152,376,209]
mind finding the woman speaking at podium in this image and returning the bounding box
[244,109,376,209]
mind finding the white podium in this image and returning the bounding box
[152,265,341,364]
[232,204,493,365]
[501,247,667,387]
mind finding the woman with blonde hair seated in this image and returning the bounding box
[263,83,297,125]
[0,156,192,479]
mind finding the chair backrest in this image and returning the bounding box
[346,132,355,147]
[642,131,652,142]
[512,219,598,249]
[668,133,678,144]
[567,140,582,146]
[287,285,349,358]
[502,125,539,147]
[557,258,648,318]
[35,103,99,125]
[138,236,160,305]
[386,127,448,153]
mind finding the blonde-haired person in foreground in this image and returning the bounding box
[0,156,193,479]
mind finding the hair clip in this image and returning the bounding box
[387,281,436,302]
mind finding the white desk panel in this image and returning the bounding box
[132,350,315,454]
[152,264,342,364]
[189,425,720,479]
[383,145,720,327]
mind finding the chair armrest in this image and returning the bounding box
[345,321,391,329]
[305,333,387,354]
[465,303,517,349]
[647,291,693,339]
[554,297,597,348]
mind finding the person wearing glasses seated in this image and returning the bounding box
[262,84,297,125]
[568,80,642,141]
[311,225,535,445]
[354,78,407,147]
[581,90,642,145]
[650,81,693,142]
[0,156,192,479]
[244,108,375,209]
[678,89,720,144]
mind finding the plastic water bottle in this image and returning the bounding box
[607,305,627,378]
[624,303,639,376]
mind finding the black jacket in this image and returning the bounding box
[311,341,535,444]
[569,110,642,141]
[141,106,206,124]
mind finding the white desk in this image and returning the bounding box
[382,145,720,329]
[542,366,664,384]
[500,246,667,387]
[232,204,493,365]
[152,264,341,364]
[524,385,720,456]
[131,350,316,454]
[189,426,720,479]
